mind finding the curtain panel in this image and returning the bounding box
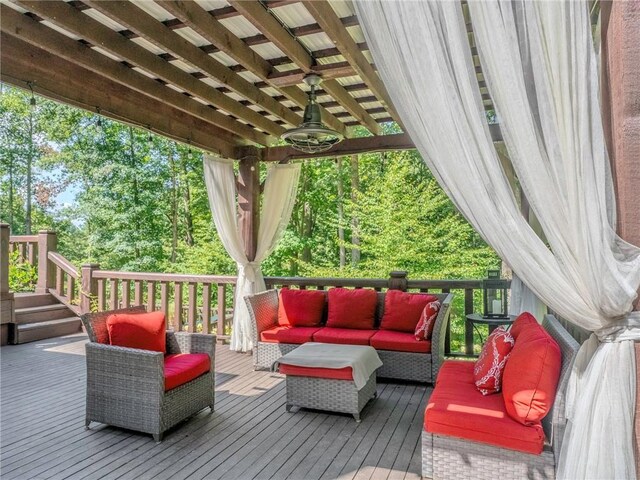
[354,1,640,478]
[203,156,301,352]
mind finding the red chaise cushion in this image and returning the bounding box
[106,311,166,353]
[260,326,322,344]
[473,326,515,395]
[164,353,211,391]
[425,360,545,455]
[370,330,431,353]
[502,314,562,425]
[326,288,377,329]
[380,290,439,332]
[279,364,353,381]
[278,288,326,327]
[312,327,377,346]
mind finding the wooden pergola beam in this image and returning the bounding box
[0,5,268,146]
[1,33,239,158]
[81,0,293,137]
[302,1,401,126]
[230,0,381,135]
[156,1,346,138]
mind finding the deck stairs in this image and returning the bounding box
[11,292,82,344]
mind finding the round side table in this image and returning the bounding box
[465,313,517,348]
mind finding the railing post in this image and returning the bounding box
[36,230,57,294]
[388,271,408,291]
[81,263,99,314]
[1,224,14,344]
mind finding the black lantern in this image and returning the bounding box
[482,269,508,318]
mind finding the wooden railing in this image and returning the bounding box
[8,234,39,266]
[48,251,81,315]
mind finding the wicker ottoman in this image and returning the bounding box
[278,343,382,422]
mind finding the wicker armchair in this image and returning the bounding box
[80,306,216,442]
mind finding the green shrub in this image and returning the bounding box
[8,250,38,292]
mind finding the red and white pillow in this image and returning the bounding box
[473,326,515,395]
[414,300,441,341]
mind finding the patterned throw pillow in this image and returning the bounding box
[473,326,515,395]
[414,300,441,341]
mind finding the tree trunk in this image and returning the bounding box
[181,152,195,247]
[169,147,178,263]
[25,102,33,234]
[336,157,346,269]
[8,156,14,229]
[128,127,140,258]
[350,154,361,267]
[301,201,313,263]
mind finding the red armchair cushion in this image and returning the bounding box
[279,364,353,381]
[313,327,377,346]
[164,353,211,391]
[473,326,515,395]
[260,326,322,344]
[381,290,439,332]
[278,288,326,327]
[509,312,539,339]
[370,330,431,353]
[326,288,377,329]
[106,311,166,353]
[502,317,562,425]
[414,300,442,340]
[425,360,545,455]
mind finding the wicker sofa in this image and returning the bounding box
[244,289,453,383]
[81,306,216,442]
[421,314,579,479]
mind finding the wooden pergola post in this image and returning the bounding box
[600,0,640,468]
[0,224,14,345]
[237,157,260,261]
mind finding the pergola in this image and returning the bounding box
[1,0,639,476]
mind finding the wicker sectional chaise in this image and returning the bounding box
[421,314,579,480]
[245,289,453,383]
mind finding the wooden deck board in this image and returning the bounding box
[0,333,428,480]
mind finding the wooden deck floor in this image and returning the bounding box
[1,334,430,480]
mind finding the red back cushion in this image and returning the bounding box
[414,300,441,341]
[473,326,515,395]
[278,288,326,327]
[326,288,377,329]
[509,312,539,339]
[381,290,439,332]
[502,319,562,425]
[106,311,166,353]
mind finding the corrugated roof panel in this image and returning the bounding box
[299,32,334,52]
[330,0,356,18]
[200,77,225,89]
[219,15,262,38]
[173,27,211,47]
[225,91,245,102]
[273,62,299,73]
[361,101,383,110]
[210,51,238,67]
[337,76,365,87]
[347,25,366,43]
[194,0,230,10]
[130,66,157,79]
[166,84,185,94]
[131,0,173,21]
[193,97,209,106]
[40,20,81,40]
[130,36,166,56]
[82,8,128,31]
[250,43,286,61]
[269,3,316,28]
[237,70,263,84]
[91,46,124,62]
[363,50,374,64]
[261,86,281,97]
[326,106,346,114]
[168,59,198,74]
[0,1,27,14]
[316,54,346,65]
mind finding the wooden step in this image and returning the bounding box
[13,317,82,344]
[15,303,77,325]
[13,292,58,309]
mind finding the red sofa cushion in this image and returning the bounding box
[414,300,442,341]
[380,290,439,332]
[473,326,515,395]
[164,353,211,391]
[279,364,353,381]
[313,327,377,346]
[106,311,166,353]
[509,312,539,339]
[425,360,545,455]
[278,288,326,327]
[326,288,377,329]
[370,330,431,353]
[260,326,322,344]
[502,317,562,425]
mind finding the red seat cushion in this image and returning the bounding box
[106,311,166,353]
[473,326,514,395]
[279,364,353,380]
[260,326,322,344]
[380,290,439,332]
[502,314,562,425]
[164,353,211,391]
[326,288,377,329]
[425,361,545,455]
[278,288,326,327]
[313,327,377,346]
[370,330,431,353]
[414,300,442,341]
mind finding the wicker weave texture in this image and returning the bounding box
[286,373,377,421]
[377,350,432,383]
[254,341,298,370]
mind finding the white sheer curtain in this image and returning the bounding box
[354,1,640,478]
[203,156,301,352]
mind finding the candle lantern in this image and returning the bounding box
[482,269,508,318]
